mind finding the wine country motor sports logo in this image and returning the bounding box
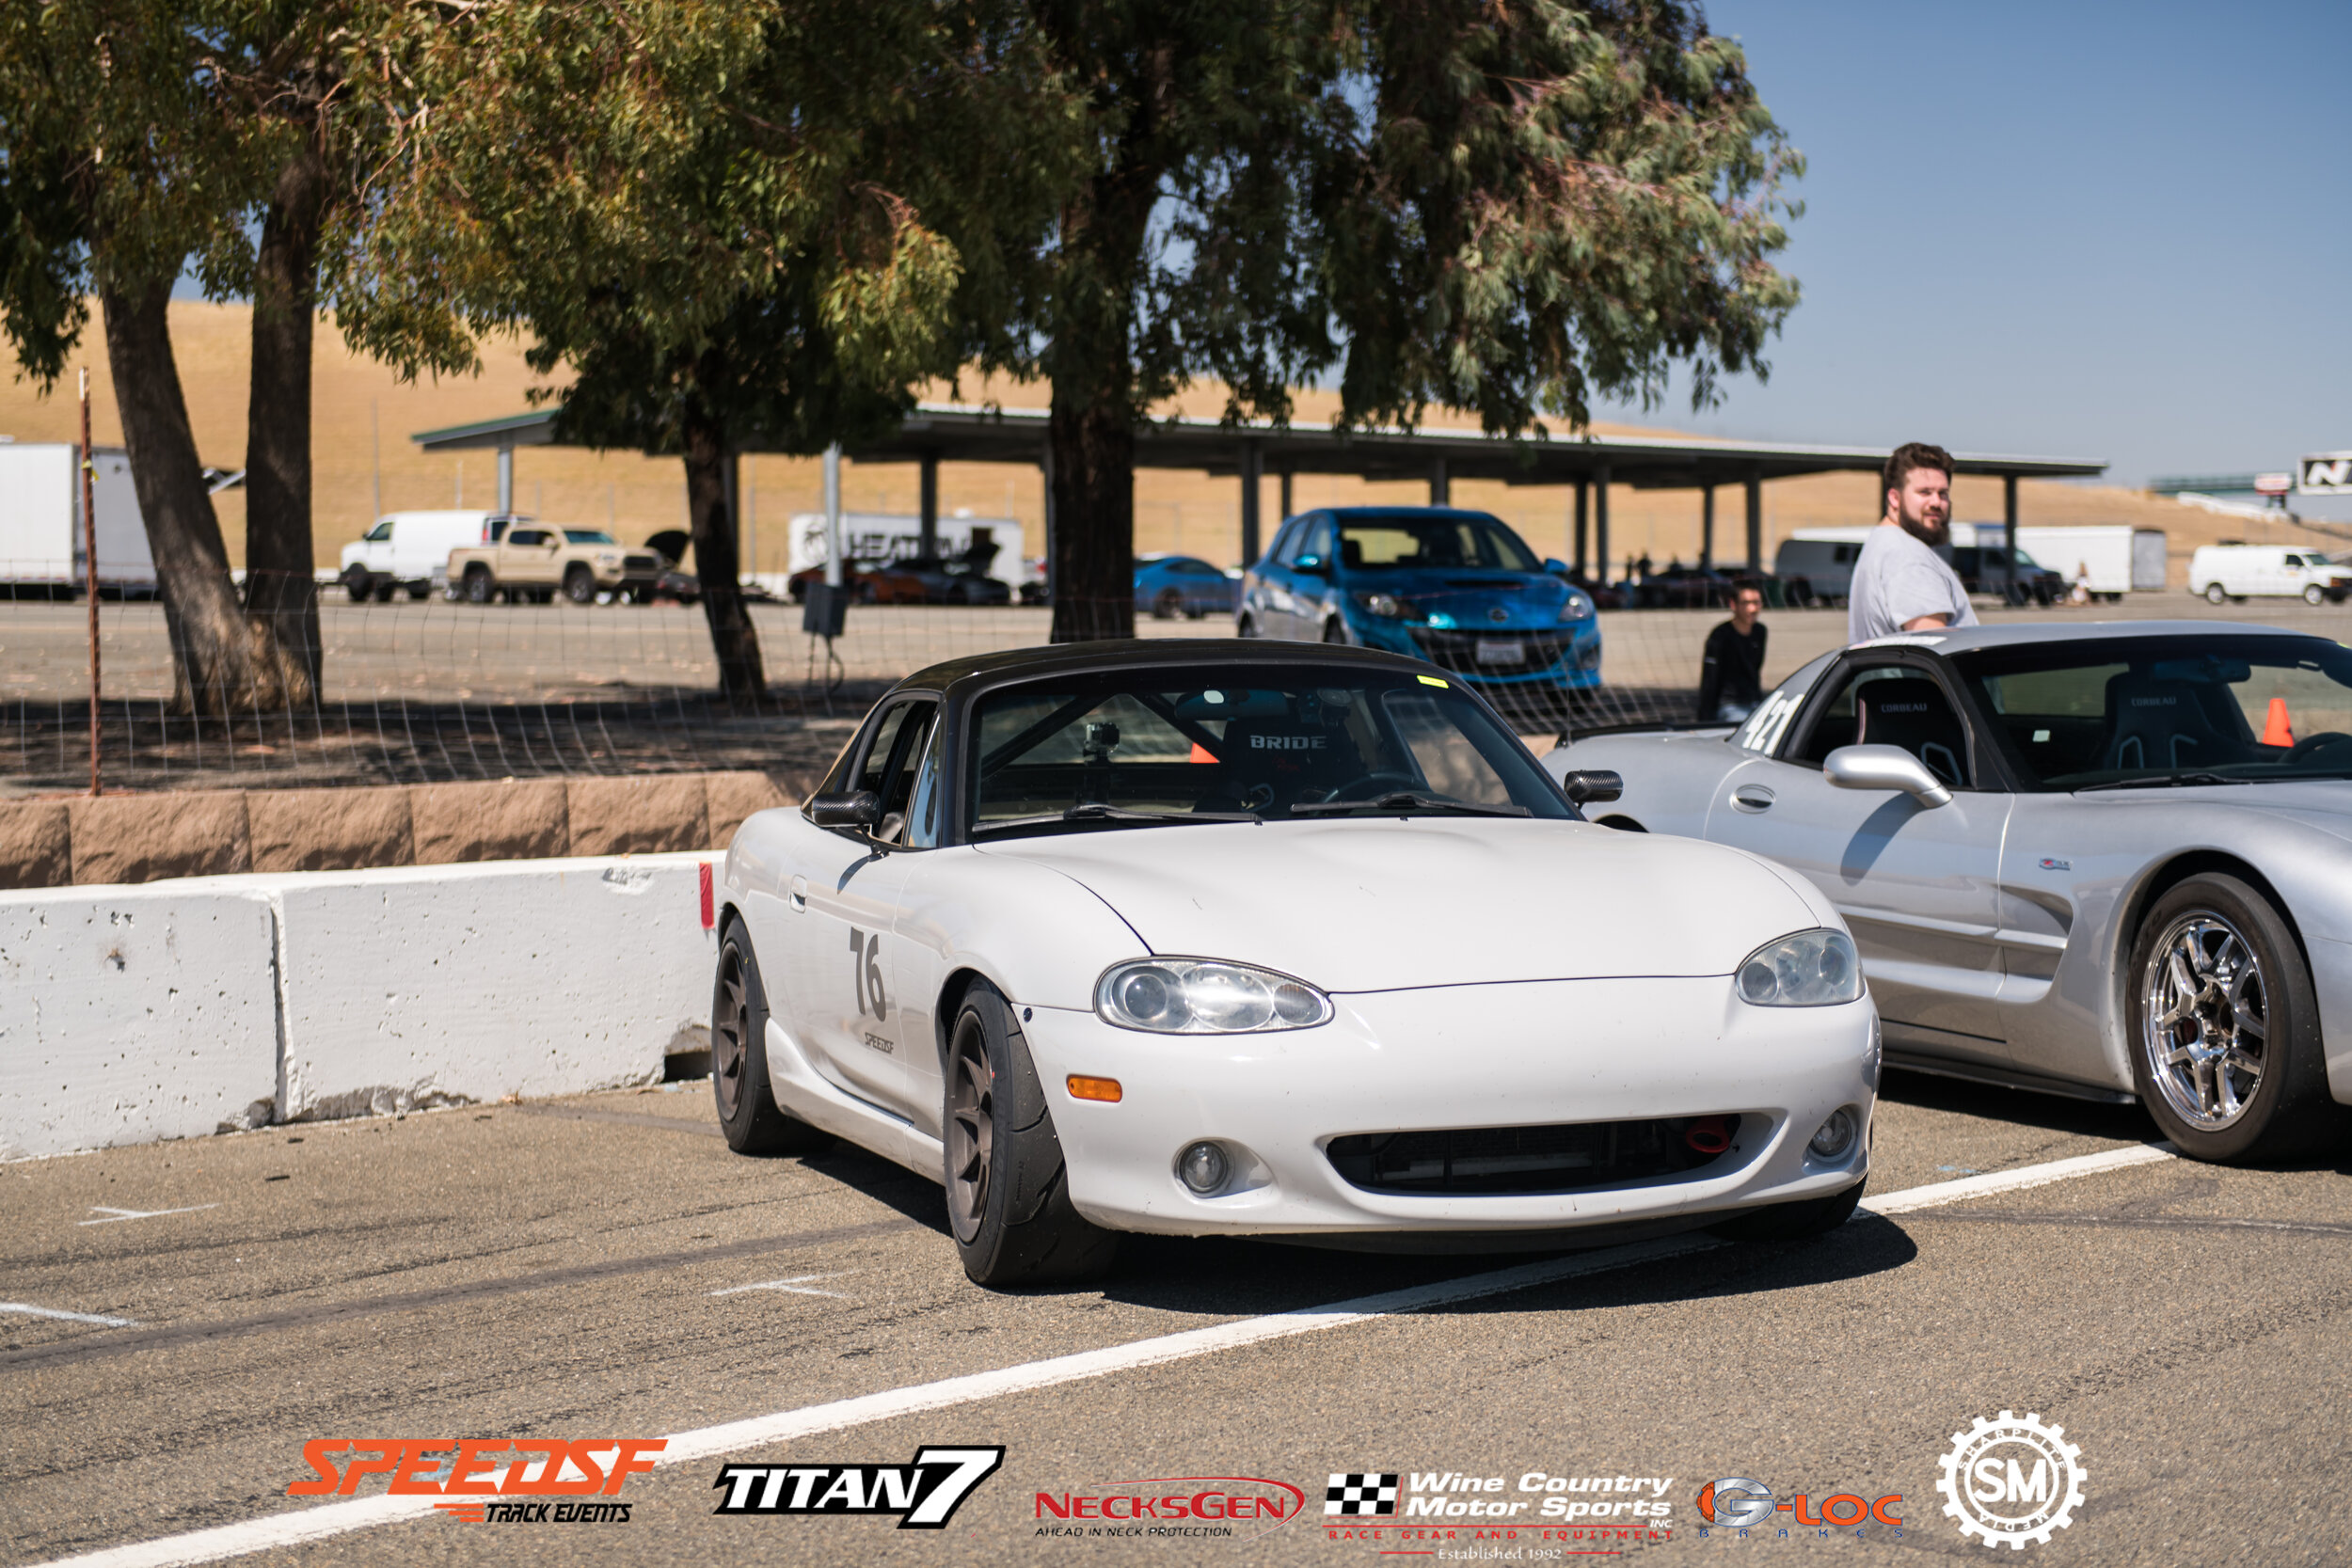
[1327,1474,1400,1516]
[291,1439,665,1523]
[1937,1412,2087,1548]
[1323,1469,1676,1552]
[1695,1476,1905,1539]
[1034,1474,1308,1541]
[712,1447,1004,1529]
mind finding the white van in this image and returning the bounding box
[1772,532,1869,606]
[2188,544,2351,607]
[339,512,517,601]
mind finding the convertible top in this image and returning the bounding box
[1861,618,2321,655]
[899,637,1438,698]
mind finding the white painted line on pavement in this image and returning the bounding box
[709,1272,854,1299]
[1863,1141,2176,1215]
[79,1205,220,1227]
[0,1302,138,1327]
[28,1139,2178,1568]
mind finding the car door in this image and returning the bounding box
[775,696,935,1117]
[1286,515,1339,638]
[878,712,959,1142]
[1705,654,2013,1061]
[1246,518,1304,637]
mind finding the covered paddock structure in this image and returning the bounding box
[414,403,2105,588]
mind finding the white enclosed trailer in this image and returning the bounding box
[0,442,157,596]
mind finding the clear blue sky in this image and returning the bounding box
[1600,0,2351,512]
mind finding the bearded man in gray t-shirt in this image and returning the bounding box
[1847,441,1979,643]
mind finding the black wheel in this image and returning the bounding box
[944,982,1120,1287]
[712,921,831,1155]
[1322,618,1347,643]
[342,568,375,603]
[564,565,596,605]
[1152,588,1183,620]
[464,567,495,605]
[2128,873,2336,1162]
[1236,613,1257,639]
[1708,1177,1865,1242]
[405,583,430,602]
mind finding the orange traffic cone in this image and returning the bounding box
[2263,697,2294,748]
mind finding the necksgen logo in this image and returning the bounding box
[1035,1475,1308,1540]
[713,1446,1004,1529]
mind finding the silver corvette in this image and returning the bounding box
[1546,621,2352,1162]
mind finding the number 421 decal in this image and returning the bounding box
[849,927,887,1020]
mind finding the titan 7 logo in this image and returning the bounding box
[713,1447,1005,1529]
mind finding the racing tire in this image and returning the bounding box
[1152,588,1183,620]
[711,920,832,1156]
[2126,873,2337,1163]
[2303,584,2326,607]
[564,565,596,605]
[944,981,1120,1287]
[464,566,496,605]
[1706,1177,1865,1243]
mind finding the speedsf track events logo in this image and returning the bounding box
[292,1438,664,1524]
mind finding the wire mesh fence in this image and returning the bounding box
[8,577,2345,795]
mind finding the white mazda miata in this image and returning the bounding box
[714,641,1879,1285]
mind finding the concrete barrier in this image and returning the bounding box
[274,855,715,1120]
[0,851,718,1159]
[0,884,280,1161]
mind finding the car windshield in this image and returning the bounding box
[564,529,617,545]
[1950,635,2352,789]
[966,666,1569,838]
[1335,515,1541,573]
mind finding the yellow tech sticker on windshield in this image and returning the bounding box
[1418,675,1449,688]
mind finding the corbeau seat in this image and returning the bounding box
[2099,672,2253,773]
[1853,677,1969,787]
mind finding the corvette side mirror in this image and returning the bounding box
[1823,745,1951,808]
[1560,769,1623,805]
[808,790,880,828]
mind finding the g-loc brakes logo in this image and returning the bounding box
[1936,1411,2086,1548]
[713,1446,1003,1529]
[291,1439,664,1524]
[1696,1477,1903,1535]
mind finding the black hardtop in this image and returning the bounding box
[901,637,1438,700]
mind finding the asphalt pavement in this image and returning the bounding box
[6,1068,2349,1568]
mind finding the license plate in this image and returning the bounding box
[1474,638,1524,665]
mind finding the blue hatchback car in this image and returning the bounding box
[1134,554,1240,619]
[1238,507,1600,693]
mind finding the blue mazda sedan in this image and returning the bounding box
[1238,508,1601,695]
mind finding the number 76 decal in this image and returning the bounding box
[849,927,887,1020]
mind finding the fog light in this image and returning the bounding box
[1808,1108,1858,1160]
[1178,1141,1230,1195]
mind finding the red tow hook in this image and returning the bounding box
[1684,1116,1734,1156]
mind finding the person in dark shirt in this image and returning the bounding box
[1696,579,1768,722]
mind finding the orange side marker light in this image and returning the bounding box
[1188,742,1217,764]
[2263,697,2294,748]
[1067,1075,1123,1103]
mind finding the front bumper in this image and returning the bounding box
[1025,975,1876,1239]
[1352,618,1603,689]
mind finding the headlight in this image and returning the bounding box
[1735,928,1861,1007]
[1557,593,1594,622]
[597,551,620,564]
[1096,958,1332,1034]
[1353,592,1413,620]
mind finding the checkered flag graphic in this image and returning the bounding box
[1327,1473,1400,1516]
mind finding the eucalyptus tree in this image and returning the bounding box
[340,0,1080,699]
[1020,0,1804,641]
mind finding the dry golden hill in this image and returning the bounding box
[0,298,2325,584]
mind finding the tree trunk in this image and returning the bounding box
[100,280,280,715]
[681,406,765,702]
[1047,392,1136,642]
[244,141,327,704]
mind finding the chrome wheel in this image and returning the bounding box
[712,946,751,1125]
[2141,911,2267,1130]
[946,1017,993,1242]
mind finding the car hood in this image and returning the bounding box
[2094,780,2352,844]
[976,817,1817,991]
[1338,569,1574,627]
